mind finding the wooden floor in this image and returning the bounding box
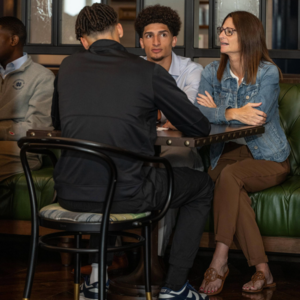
[1,234,300,300]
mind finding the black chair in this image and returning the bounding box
[18,136,174,300]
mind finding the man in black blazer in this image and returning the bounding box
[51,3,212,300]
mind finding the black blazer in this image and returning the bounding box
[51,39,210,202]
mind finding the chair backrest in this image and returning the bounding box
[18,137,174,225]
[278,83,300,176]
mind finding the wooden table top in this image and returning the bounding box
[156,124,264,147]
[27,124,264,148]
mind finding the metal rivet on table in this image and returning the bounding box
[184,141,190,147]
[30,132,35,137]
[47,133,52,137]
[254,146,258,150]
[167,139,172,145]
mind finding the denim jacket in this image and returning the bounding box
[195,60,290,169]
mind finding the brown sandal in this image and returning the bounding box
[202,267,229,295]
[243,271,276,293]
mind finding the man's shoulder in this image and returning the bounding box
[175,53,203,72]
[60,51,82,67]
[28,59,55,79]
[62,50,155,71]
[202,60,220,76]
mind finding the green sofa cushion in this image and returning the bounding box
[278,84,300,176]
[250,175,300,237]
[0,167,55,220]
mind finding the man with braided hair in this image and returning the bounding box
[135,4,205,259]
[52,3,212,300]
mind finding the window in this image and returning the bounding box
[1,0,299,72]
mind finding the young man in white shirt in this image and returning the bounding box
[135,5,206,256]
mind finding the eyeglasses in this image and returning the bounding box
[217,27,237,36]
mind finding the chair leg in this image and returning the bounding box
[74,234,81,300]
[144,224,152,300]
[23,222,39,300]
[99,233,108,300]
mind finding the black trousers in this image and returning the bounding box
[59,166,214,269]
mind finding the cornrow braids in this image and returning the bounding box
[135,5,181,38]
[75,3,117,40]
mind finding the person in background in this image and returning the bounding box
[51,3,213,300]
[195,11,290,296]
[135,4,205,256]
[0,17,54,185]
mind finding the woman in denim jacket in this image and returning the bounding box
[195,11,290,296]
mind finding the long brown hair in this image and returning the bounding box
[217,11,282,84]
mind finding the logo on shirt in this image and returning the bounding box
[13,79,25,90]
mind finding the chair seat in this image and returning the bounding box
[39,203,151,223]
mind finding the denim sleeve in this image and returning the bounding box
[194,65,230,125]
[251,64,280,123]
[228,65,280,125]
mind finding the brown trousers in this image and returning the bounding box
[208,142,290,266]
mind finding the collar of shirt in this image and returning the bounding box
[0,52,28,79]
[168,51,181,78]
[142,51,180,79]
[229,69,244,88]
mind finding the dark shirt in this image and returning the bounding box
[51,39,210,202]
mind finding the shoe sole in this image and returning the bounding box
[242,282,276,293]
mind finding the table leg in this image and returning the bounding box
[108,222,166,299]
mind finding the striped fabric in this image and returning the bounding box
[39,203,151,223]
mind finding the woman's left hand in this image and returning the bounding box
[196,91,217,108]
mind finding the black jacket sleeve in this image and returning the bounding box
[152,64,211,137]
[51,75,61,130]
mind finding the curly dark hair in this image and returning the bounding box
[0,16,27,45]
[135,5,181,38]
[75,3,117,40]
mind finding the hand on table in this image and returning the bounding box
[225,103,267,125]
[196,91,217,108]
[162,120,178,131]
[157,110,162,121]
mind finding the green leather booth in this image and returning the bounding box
[0,155,55,221]
[1,83,300,253]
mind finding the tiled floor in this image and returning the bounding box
[0,235,299,300]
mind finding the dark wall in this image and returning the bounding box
[0,1,4,17]
[272,0,300,74]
